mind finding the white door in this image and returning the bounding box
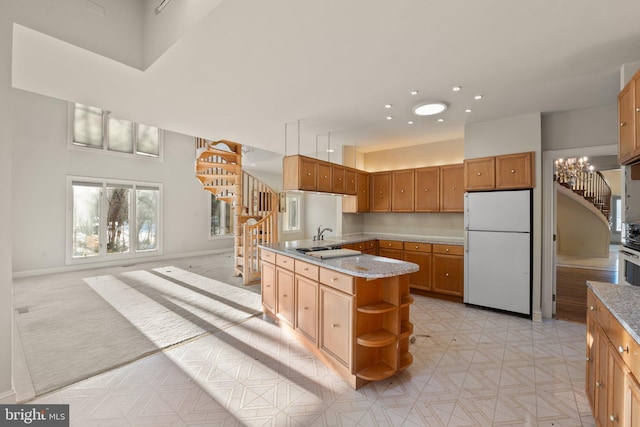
[466,230,531,315]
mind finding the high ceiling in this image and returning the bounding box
[10,0,640,160]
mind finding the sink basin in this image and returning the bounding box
[296,245,342,253]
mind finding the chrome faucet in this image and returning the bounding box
[315,225,333,241]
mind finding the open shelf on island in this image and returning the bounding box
[399,321,413,339]
[400,295,414,307]
[356,360,395,381]
[357,329,396,347]
[357,301,395,314]
[399,352,413,371]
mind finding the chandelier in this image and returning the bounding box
[554,157,594,187]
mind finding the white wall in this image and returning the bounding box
[0,0,14,404]
[363,138,464,172]
[465,113,543,321]
[541,105,617,151]
[11,91,232,275]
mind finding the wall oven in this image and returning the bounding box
[619,222,640,286]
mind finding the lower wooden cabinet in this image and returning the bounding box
[319,285,353,369]
[295,275,318,343]
[403,242,432,291]
[276,267,294,325]
[587,288,640,426]
[260,260,276,312]
[432,245,464,297]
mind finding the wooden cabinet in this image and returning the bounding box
[357,171,370,212]
[403,242,432,291]
[414,166,440,212]
[332,164,346,194]
[586,288,640,426]
[317,160,332,192]
[439,164,464,212]
[276,266,294,325]
[464,157,495,191]
[260,260,276,312]
[352,240,377,255]
[283,155,318,191]
[345,168,358,195]
[319,285,353,369]
[495,152,534,189]
[378,240,403,260]
[392,169,414,212]
[370,172,391,212]
[464,152,534,191]
[295,275,318,343]
[432,244,464,297]
[619,79,638,165]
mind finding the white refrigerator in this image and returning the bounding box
[464,190,532,316]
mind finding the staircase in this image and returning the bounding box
[556,170,612,224]
[195,138,278,284]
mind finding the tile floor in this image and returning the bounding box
[29,292,595,426]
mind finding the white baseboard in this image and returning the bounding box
[0,388,16,403]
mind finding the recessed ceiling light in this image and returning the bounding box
[413,102,448,116]
[465,109,472,113]
[384,104,392,109]
[326,149,335,153]
[408,121,414,125]
[474,95,483,100]
[452,86,462,92]
[410,90,419,96]
[437,118,444,122]
[386,116,393,120]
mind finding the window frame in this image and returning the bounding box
[67,103,164,161]
[66,176,163,265]
[282,193,302,233]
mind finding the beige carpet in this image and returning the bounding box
[13,251,262,396]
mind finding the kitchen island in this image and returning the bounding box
[259,240,419,389]
[586,281,640,426]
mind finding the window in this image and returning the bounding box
[211,195,233,237]
[70,103,162,158]
[68,177,161,263]
[282,193,301,232]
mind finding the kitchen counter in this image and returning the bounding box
[330,233,464,246]
[587,280,640,344]
[259,240,419,279]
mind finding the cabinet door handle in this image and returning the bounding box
[445,273,449,277]
[510,169,516,173]
[451,187,456,191]
[307,172,312,176]
[596,381,602,387]
[446,248,450,252]
[636,107,640,113]
[266,285,271,288]
[304,306,309,310]
[401,189,404,193]
[477,172,481,176]
[621,122,626,127]
[424,188,429,192]
[610,415,618,422]
[619,345,628,354]
[586,356,591,362]
[331,323,339,328]
[303,267,309,271]
[283,294,288,298]
[415,245,419,249]
[589,305,595,311]
[331,277,338,282]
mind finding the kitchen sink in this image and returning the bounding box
[295,245,342,253]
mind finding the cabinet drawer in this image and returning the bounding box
[261,249,276,263]
[276,253,294,270]
[608,312,640,379]
[353,240,377,252]
[320,268,354,295]
[433,244,463,256]
[403,242,432,253]
[295,259,319,281]
[379,240,403,250]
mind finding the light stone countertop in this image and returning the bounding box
[587,281,640,345]
[259,241,419,279]
[330,233,464,246]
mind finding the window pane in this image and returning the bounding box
[73,104,103,147]
[137,124,159,157]
[283,194,300,231]
[107,187,130,254]
[108,117,134,153]
[136,188,159,251]
[72,184,101,258]
[211,195,232,236]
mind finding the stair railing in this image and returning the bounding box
[240,171,279,284]
[555,170,612,223]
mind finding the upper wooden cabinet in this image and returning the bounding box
[317,160,332,192]
[439,164,464,212]
[414,166,439,212]
[464,157,495,191]
[619,78,638,165]
[496,152,534,189]
[332,164,346,194]
[283,155,317,191]
[370,172,391,212]
[464,151,534,191]
[392,169,415,212]
[345,168,358,195]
